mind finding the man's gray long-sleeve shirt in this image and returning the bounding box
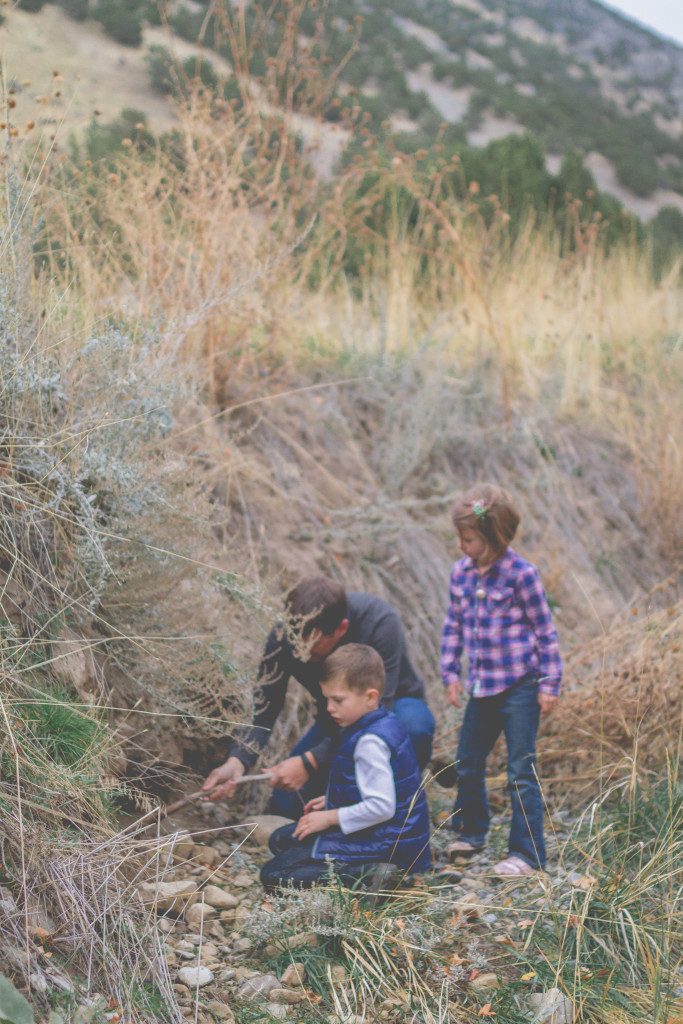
[228,592,427,770]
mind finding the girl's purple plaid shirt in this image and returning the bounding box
[440,548,562,697]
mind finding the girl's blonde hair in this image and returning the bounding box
[452,483,520,560]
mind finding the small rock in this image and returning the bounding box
[231,936,253,953]
[469,973,499,990]
[484,913,498,924]
[237,973,280,1000]
[269,988,304,1005]
[206,1001,235,1022]
[173,836,198,862]
[138,879,198,913]
[202,885,240,910]
[177,966,214,988]
[280,962,306,988]
[231,871,254,888]
[199,942,218,959]
[244,815,295,847]
[191,845,221,867]
[157,917,174,933]
[265,1003,288,1020]
[173,985,191,996]
[329,964,347,985]
[454,892,485,918]
[460,876,485,890]
[528,988,576,1023]
[185,902,216,930]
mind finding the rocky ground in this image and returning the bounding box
[82,803,598,1024]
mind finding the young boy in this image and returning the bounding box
[260,644,432,891]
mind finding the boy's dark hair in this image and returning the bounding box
[286,575,348,637]
[322,643,385,697]
[452,483,520,560]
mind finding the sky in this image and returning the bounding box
[604,1,683,46]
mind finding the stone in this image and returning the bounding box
[469,973,499,990]
[157,917,174,933]
[173,836,198,862]
[280,962,306,988]
[329,964,347,985]
[177,966,214,988]
[269,988,304,1005]
[528,989,576,1024]
[237,974,281,1000]
[173,985,190,996]
[138,880,198,914]
[454,892,485,918]
[265,1004,288,1020]
[231,937,253,953]
[202,885,240,910]
[190,845,221,867]
[231,872,254,888]
[206,1002,235,1022]
[185,903,217,930]
[199,942,218,959]
[244,815,295,847]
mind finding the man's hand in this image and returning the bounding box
[201,756,245,801]
[445,680,464,708]
[538,693,559,714]
[293,808,338,840]
[266,755,311,792]
[303,796,326,814]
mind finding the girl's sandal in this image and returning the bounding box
[493,855,535,876]
[447,840,486,862]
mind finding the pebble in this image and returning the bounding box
[205,1001,235,1022]
[202,885,240,910]
[237,973,281,1000]
[231,872,254,888]
[528,988,576,1023]
[265,1003,288,1020]
[185,903,216,930]
[177,966,214,988]
[137,879,198,913]
[280,962,306,988]
[469,972,499,990]
[269,988,304,1005]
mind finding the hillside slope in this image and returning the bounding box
[3,0,683,220]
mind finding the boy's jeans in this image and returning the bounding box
[269,696,435,820]
[451,675,546,870]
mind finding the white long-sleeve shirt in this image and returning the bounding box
[336,734,396,835]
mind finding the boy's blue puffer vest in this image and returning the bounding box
[313,707,432,872]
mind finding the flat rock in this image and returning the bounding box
[205,1002,235,1022]
[138,880,198,913]
[269,988,304,1005]
[177,966,214,988]
[454,892,485,918]
[528,989,576,1023]
[469,972,499,990]
[265,1004,288,1020]
[237,974,281,1000]
[280,962,306,988]
[244,815,295,846]
[185,903,217,930]
[202,885,240,910]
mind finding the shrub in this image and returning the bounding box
[59,0,89,21]
[97,0,143,46]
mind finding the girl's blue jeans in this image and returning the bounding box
[451,675,546,870]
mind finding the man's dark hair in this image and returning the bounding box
[285,575,348,637]
[323,643,385,697]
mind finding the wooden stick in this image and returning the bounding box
[163,774,274,816]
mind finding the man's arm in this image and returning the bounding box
[202,630,290,800]
[227,629,291,768]
[362,609,406,709]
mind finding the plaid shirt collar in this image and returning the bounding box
[460,547,515,579]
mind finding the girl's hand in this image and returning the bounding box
[303,796,326,814]
[446,681,464,707]
[293,809,338,840]
[538,693,559,713]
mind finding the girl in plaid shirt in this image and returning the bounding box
[440,483,562,875]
